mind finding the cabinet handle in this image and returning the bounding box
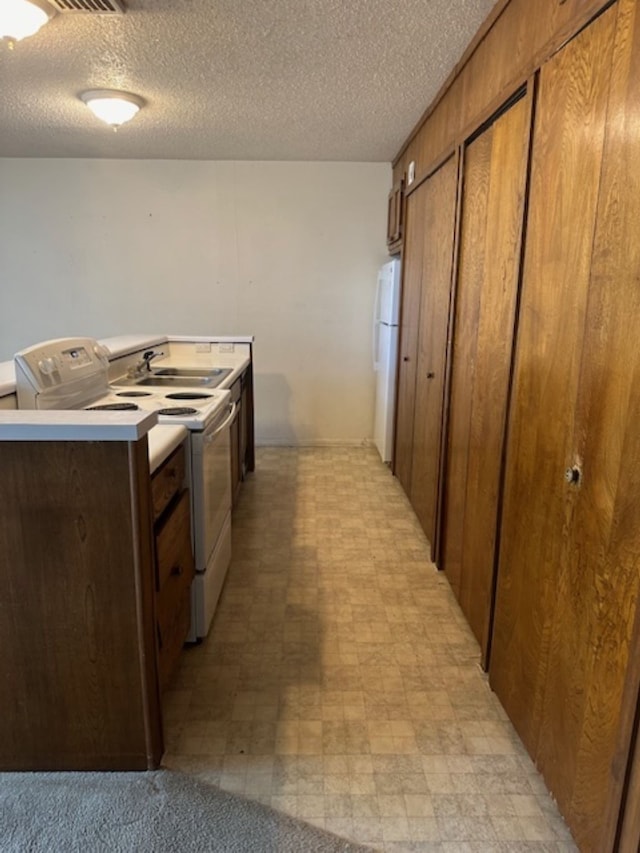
[403,356,410,362]
[170,564,184,576]
[426,371,435,379]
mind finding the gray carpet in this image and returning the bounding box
[0,770,377,852]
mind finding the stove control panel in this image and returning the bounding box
[14,336,111,409]
[60,346,92,368]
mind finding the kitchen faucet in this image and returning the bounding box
[128,349,165,378]
[142,349,164,370]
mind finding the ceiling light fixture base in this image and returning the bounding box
[80,89,145,127]
[1,0,55,47]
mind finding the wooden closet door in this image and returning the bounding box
[440,90,533,661]
[490,3,640,849]
[409,154,458,556]
[394,189,426,494]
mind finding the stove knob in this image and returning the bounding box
[38,357,58,376]
[93,344,110,363]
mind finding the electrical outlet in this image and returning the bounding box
[219,343,235,354]
[195,342,211,353]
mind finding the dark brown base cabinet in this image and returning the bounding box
[391,0,640,848]
[0,434,197,771]
[0,439,163,770]
[230,364,254,507]
[151,443,195,692]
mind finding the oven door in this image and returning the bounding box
[191,402,235,571]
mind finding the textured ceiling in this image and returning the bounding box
[0,0,496,161]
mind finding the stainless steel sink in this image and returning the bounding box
[152,367,226,378]
[132,371,231,388]
[133,376,216,387]
[116,366,233,389]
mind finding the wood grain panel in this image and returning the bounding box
[393,188,426,493]
[409,154,458,555]
[0,440,161,770]
[490,5,616,754]
[617,718,640,851]
[441,90,532,657]
[156,489,195,691]
[151,443,185,522]
[534,0,640,846]
[440,132,492,598]
[460,92,533,661]
[128,438,163,768]
[488,6,640,849]
[394,0,610,189]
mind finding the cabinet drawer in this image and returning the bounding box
[151,444,186,522]
[157,587,191,691]
[155,488,194,593]
[156,488,194,690]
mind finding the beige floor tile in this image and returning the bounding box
[163,447,577,853]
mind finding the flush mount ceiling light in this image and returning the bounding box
[80,89,145,128]
[0,0,55,47]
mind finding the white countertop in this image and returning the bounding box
[99,334,167,360]
[0,333,254,398]
[101,334,254,361]
[0,410,158,441]
[147,425,189,474]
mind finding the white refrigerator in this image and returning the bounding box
[373,258,401,463]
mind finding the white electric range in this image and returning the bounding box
[14,337,235,641]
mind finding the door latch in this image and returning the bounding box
[565,465,582,485]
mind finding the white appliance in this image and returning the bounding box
[373,258,401,463]
[14,337,234,641]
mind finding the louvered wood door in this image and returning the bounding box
[490,3,640,849]
[440,90,533,661]
[408,154,459,557]
[394,187,426,494]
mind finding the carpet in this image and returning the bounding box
[0,770,376,852]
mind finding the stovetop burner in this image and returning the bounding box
[87,402,139,411]
[157,406,198,416]
[165,392,213,400]
[116,391,153,398]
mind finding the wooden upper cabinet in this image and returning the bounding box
[408,154,459,557]
[439,87,533,662]
[386,178,404,253]
[490,2,640,849]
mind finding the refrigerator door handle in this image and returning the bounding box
[373,272,383,370]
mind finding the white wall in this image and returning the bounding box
[0,160,390,445]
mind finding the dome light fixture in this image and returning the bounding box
[80,89,145,128]
[0,0,55,47]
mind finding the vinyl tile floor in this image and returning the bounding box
[163,447,578,853]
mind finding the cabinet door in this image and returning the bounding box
[409,154,459,556]
[440,89,533,659]
[156,489,195,691]
[394,187,426,494]
[490,3,640,849]
[386,179,404,251]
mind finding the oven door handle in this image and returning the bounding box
[204,402,237,442]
